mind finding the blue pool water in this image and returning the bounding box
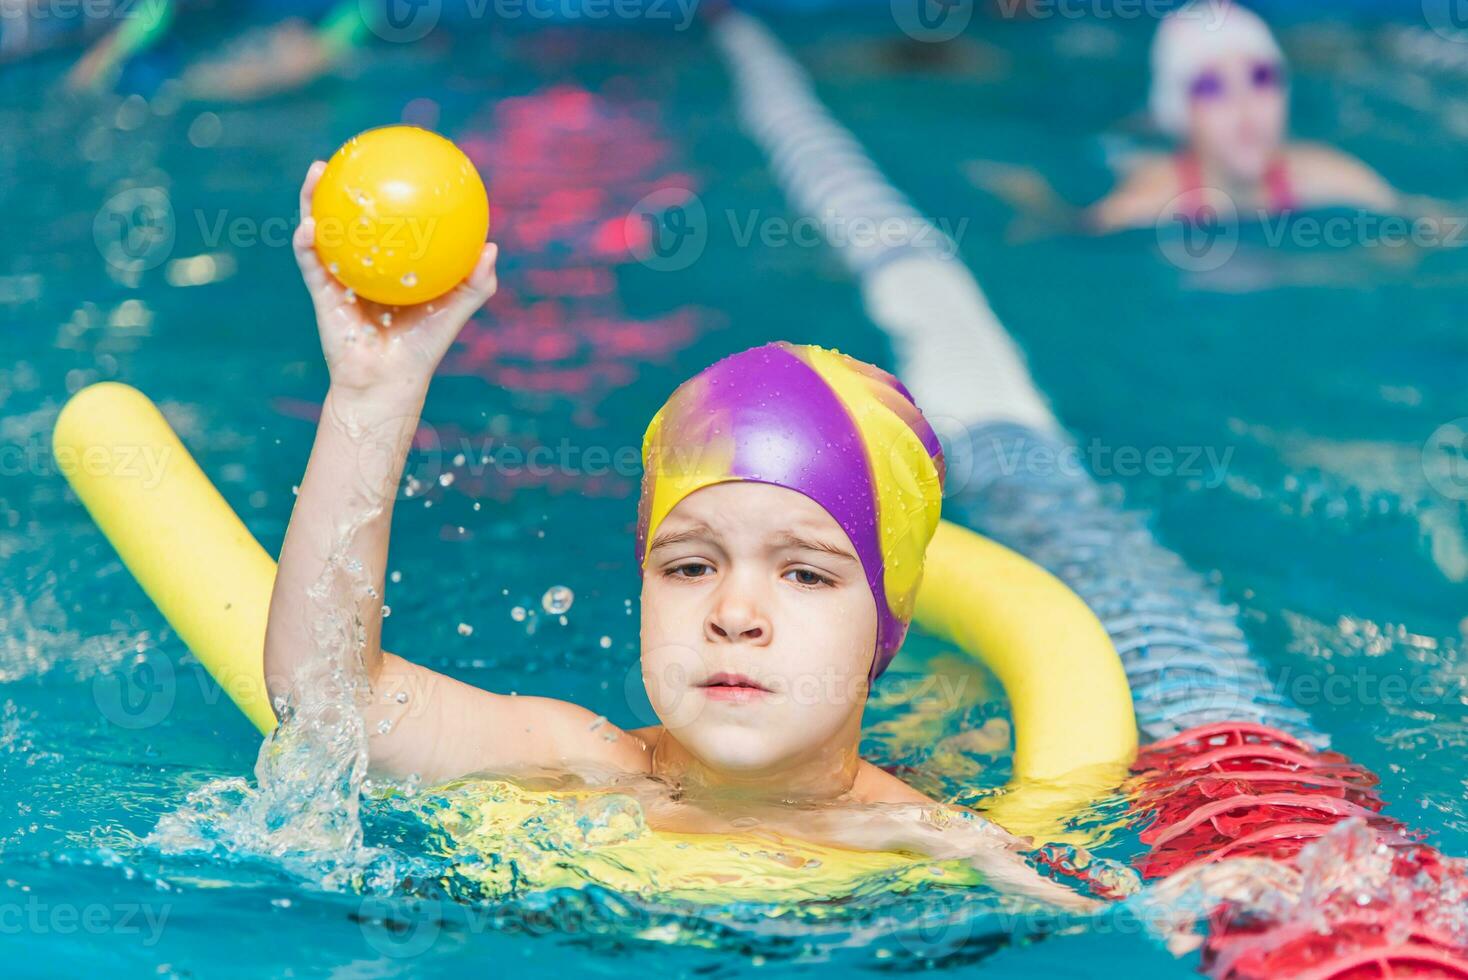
[2,8,1466,978]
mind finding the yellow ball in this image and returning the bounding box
[312,126,490,306]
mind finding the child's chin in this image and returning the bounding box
[685,730,790,774]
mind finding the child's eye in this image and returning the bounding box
[667,562,714,579]
[784,567,833,588]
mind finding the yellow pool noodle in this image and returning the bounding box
[53,383,1137,840]
[917,520,1137,782]
[53,382,277,733]
[917,520,1137,840]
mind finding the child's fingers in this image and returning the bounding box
[293,213,315,251]
[444,243,499,319]
[409,244,497,353]
[294,163,350,306]
[463,243,499,298]
[292,218,327,283]
[292,217,335,296]
[469,242,499,289]
[298,160,326,220]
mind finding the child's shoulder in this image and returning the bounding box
[625,724,662,744]
[852,759,937,805]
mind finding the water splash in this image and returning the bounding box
[147,514,406,893]
[1133,820,1468,961]
[0,590,77,682]
[0,700,62,768]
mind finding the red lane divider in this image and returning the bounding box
[1130,722,1468,979]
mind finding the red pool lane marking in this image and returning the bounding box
[447,85,711,410]
[1130,722,1468,979]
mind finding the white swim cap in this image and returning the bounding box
[1148,0,1285,138]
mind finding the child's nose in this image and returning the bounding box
[705,593,770,645]
[707,618,765,643]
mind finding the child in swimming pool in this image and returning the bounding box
[267,163,1106,911]
[1090,0,1433,231]
[969,1,1443,236]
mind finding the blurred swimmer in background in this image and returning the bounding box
[969,0,1444,237]
[62,0,369,100]
[1087,0,1425,231]
[171,0,367,102]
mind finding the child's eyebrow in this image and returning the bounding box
[770,531,858,562]
[648,523,718,552]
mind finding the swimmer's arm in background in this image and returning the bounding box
[1081,155,1181,233]
[1288,143,1465,254]
[180,1,369,103]
[1288,142,1463,222]
[962,160,1087,242]
[64,0,175,93]
[964,156,1180,236]
[1288,143,1402,214]
[267,164,650,788]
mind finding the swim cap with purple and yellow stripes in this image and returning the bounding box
[636,342,946,681]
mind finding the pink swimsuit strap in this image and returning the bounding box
[1261,154,1298,212]
[1173,152,1297,219]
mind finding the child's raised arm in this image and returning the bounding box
[265,164,649,786]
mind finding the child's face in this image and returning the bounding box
[638,481,879,777]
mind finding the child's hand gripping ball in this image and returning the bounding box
[312,126,490,306]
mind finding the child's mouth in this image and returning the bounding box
[699,672,772,702]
